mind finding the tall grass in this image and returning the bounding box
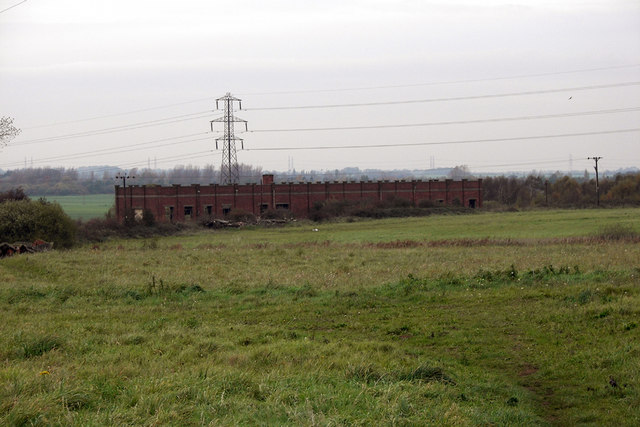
[0,208,639,425]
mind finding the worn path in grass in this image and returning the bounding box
[1,208,639,425]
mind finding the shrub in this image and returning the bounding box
[418,199,435,208]
[122,208,137,227]
[76,216,187,242]
[0,199,76,248]
[76,217,121,242]
[261,208,292,220]
[309,199,356,221]
[226,208,256,223]
[376,196,412,209]
[142,209,156,226]
[309,198,473,221]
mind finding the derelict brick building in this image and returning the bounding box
[115,174,482,223]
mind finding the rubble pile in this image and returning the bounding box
[0,240,53,258]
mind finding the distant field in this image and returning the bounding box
[1,208,639,425]
[32,194,113,220]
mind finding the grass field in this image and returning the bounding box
[1,208,639,425]
[33,194,113,220]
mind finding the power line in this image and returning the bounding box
[0,134,213,168]
[14,81,640,145]
[10,152,215,176]
[249,107,640,133]
[73,151,216,175]
[9,106,636,168]
[471,159,578,170]
[14,98,639,148]
[0,0,27,14]
[237,64,640,96]
[17,90,638,146]
[245,128,640,151]
[245,81,640,111]
[0,132,207,167]
[23,98,214,130]
[13,111,216,146]
[20,64,640,129]
[5,126,637,169]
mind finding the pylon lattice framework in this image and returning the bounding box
[210,93,247,184]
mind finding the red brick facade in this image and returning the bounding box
[115,175,482,222]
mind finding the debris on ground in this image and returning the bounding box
[0,240,53,258]
[201,218,289,229]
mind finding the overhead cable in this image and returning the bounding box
[23,98,214,130]
[249,107,640,133]
[0,135,213,168]
[13,112,216,146]
[244,82,640,111]
[237,64,640,96]
[0,0,27,14]
[245,128,640,151]
[21,64,640,129]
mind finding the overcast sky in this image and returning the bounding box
[1,0,639,176]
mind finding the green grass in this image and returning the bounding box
[32,194,113,220]
[1,208,639,425]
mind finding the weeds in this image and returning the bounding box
[388,264,593,294]
[293,283,318,298]
[60,390,95,411]
[14,334,63,359]
[145,276,205,298]
[397,365,455,385]
[346,364,382,383]
[596,223,638,241]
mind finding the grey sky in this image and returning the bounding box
[1,0,639,175]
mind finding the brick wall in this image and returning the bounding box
[115,175,482,222]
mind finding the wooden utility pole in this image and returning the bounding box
[587,157,602,206]
[116,172,135,221]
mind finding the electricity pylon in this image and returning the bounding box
[211,93,247,184]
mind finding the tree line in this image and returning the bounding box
[0,164,264,195]
[1,165,639,207]
[482,172,640,208]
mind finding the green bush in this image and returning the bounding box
[0,199,76,248]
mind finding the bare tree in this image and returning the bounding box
[1,116,21,147]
